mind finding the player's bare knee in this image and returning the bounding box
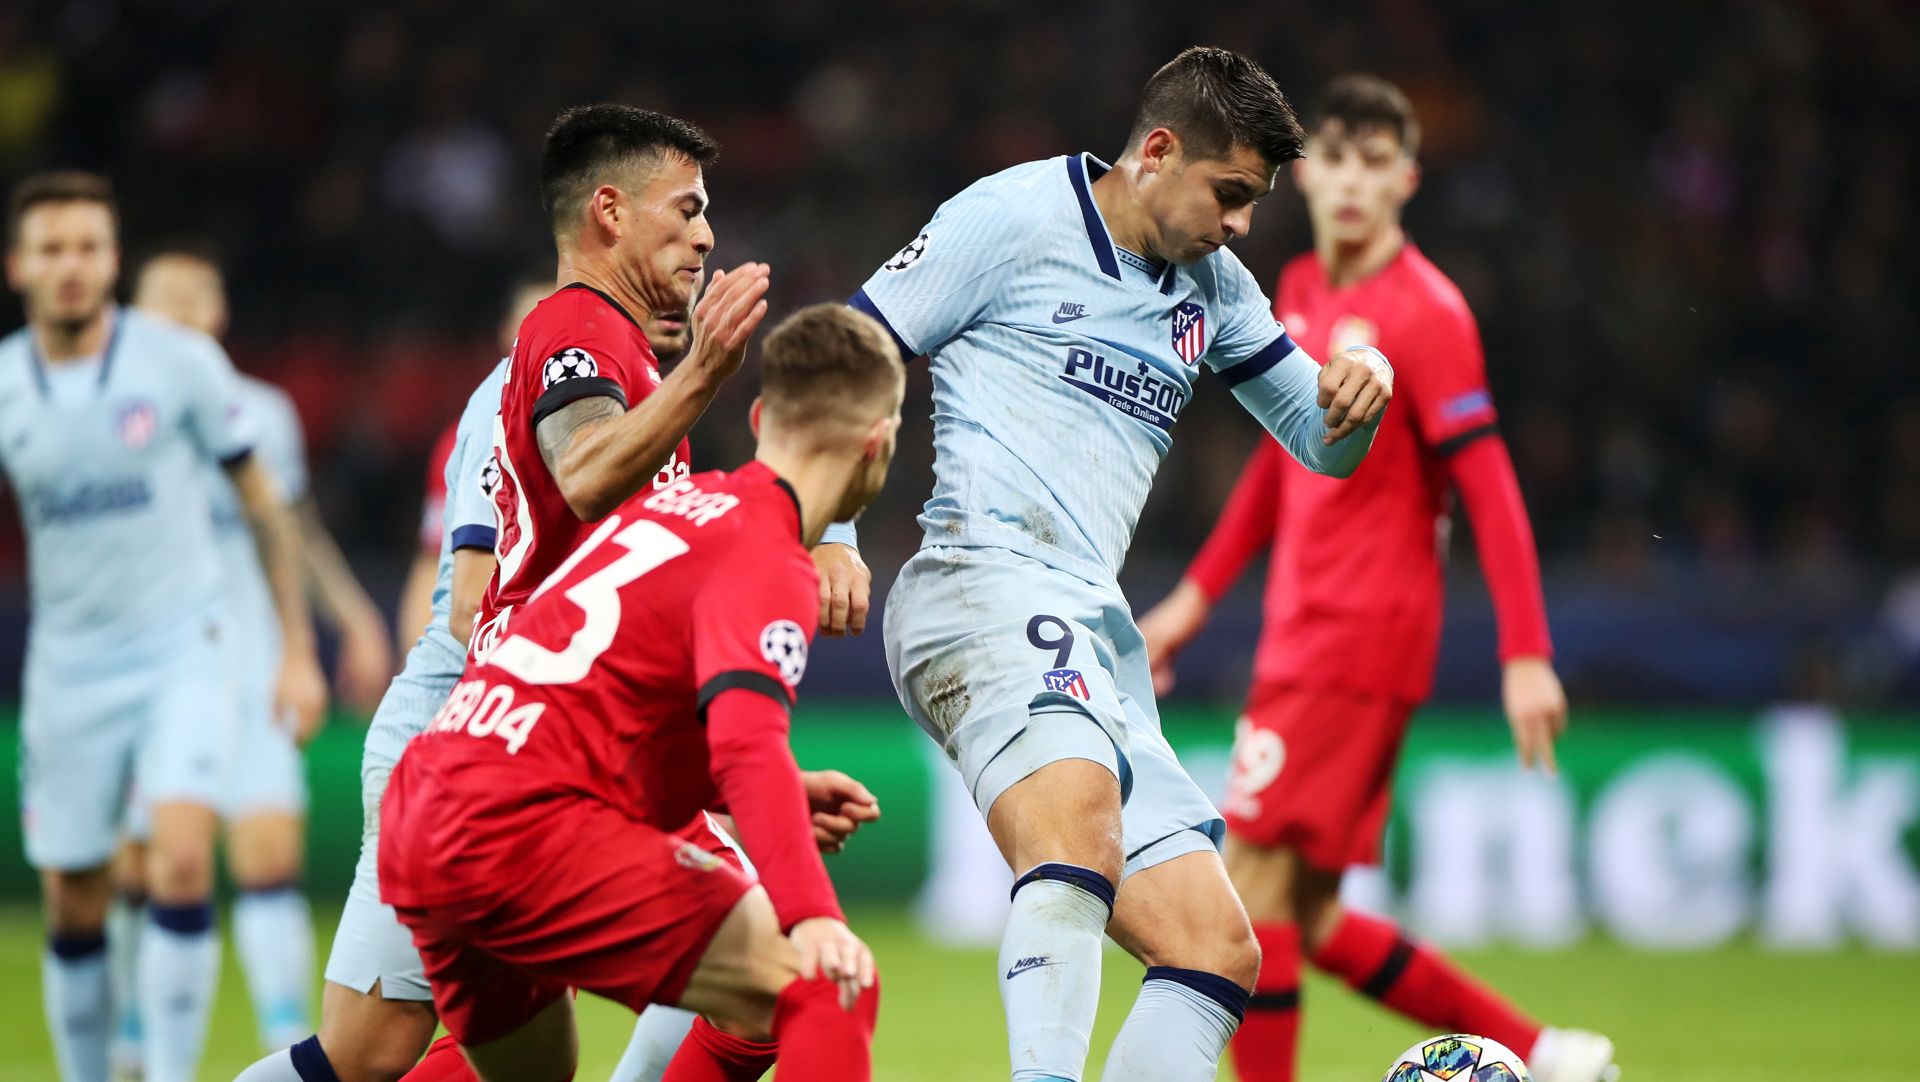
[1224,837,1295,924]
[989,757,1124,882]
[43,868,112,932]
[1287,862,1344,954]
[146,841,215,901]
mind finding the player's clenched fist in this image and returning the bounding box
[683,262,772,385]
[803,769,882,853]
[789,917,877,1009]
[1317,345,1394,445]
[276,650,330,746]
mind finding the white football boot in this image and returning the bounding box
[1528,1027,1620,1082]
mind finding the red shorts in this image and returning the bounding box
[1221,683,1414,870]
[386,799,755,1046]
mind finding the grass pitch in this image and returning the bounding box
[0,904,1910,1080]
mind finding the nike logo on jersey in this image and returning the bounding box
[1005,955,1060,980]
[1051,302,1090,324]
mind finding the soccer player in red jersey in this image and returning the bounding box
[1139,77,1617,1082]
[378,303,903,1082]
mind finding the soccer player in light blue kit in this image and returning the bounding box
[104,244,394,1072]
[851,49,1394,1081]
[0,171,328,1082]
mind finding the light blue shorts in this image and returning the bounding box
[884,545,1223,879]
[20,614,240,870]
[321,651,460,1001]
[221,626,306,820]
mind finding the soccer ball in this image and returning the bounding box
[1383,1034,1532,1082]
[541,347,598,387]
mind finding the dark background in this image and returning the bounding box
[1,0,1915,705]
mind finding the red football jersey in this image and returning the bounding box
[1191,245,1506,702]
[474,283,690,654]
[418,421,458,554]
[386,463,819,900]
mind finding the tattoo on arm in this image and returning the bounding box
[536,395,625,477]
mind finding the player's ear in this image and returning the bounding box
[749,397,764,439]
[1140,128,1176,174]
[1290,157,1309,193]
[1399,156,1422,204]
[862,415,890,461]
[3,250,20,292]
[588,184,623,240]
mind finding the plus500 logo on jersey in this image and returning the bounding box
[1059,347,1186,430]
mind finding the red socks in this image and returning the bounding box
[660,975,879,1082]
[398,1036,482,1082]
[769,975,880,1081]
[1312,911,1541,1056]
[659,1018,779,1082]
[1232,922,1302,1082]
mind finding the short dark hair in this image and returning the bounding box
[760,305,904,433]
[133,236,224,285]
[540,105,719,233]
[1126,47,1305,168]
[7,170,118,247]
[1310,74,1422,157]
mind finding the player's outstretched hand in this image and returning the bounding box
[812,542,872,637]
[683,263,772,386]
[1317,345,1394,445]
[1503,655,1568,774]
[1137,578,1212,696]
[801,769,881,853]
[789,917,876,1010]
[276,649,330,746]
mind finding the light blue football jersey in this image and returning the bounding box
[208,375,310,664]
[853,152,1378,587]
[0,308,256,668]
[362,358,505,764]
[429,358,508,635]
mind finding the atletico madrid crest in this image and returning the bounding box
[116,400,157,450]
[1041,668,1091,700]
[1170,302,1206,365]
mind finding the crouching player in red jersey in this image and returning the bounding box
[378,303,904,1082]
[1139,77,1617,1082]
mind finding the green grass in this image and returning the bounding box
[0,905,1912,1081]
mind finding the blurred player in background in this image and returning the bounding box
[1137,75,1616,1082]
[392,279,548,652]
[855,47,1392,1082]
[95,242,391,1076]
[0,172,327,1082]
[379,303,901,1082]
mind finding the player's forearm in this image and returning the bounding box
[1449,436,1552,660]
[1186,439,1282,603]
[297,498,384,638]
[448,548,496,645]
[396,550,439,651]
[1230,348,1381,478]
[555,371,713,519]
[706,690,845,930]
[236,464,316,655]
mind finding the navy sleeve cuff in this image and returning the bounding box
[449,524,497,552]
[848,289,919,361]
[1214,333,1300,388]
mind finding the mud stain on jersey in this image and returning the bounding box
[922,663,973,735]
[1019,504,1060,547]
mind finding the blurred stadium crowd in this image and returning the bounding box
[0,0,1915,700]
